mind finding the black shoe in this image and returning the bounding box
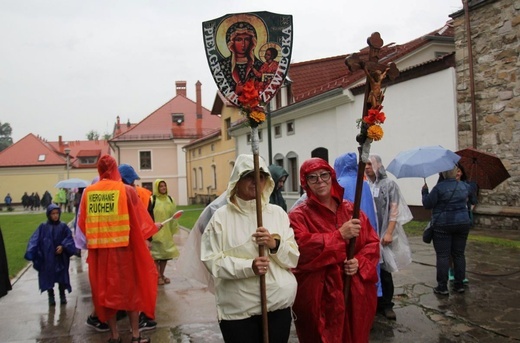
[453,285,465,293]
[138,314,157,332]
[433,286,449,296]
[383,308,396,320]
[86,315,110,332]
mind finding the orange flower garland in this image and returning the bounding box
[237,79,266,127]
[367,125,384,141]
[358,106,386,143]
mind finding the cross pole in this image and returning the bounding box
[251,127,269,343]
[343,32,399,305]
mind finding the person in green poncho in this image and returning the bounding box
[148,179,179,285]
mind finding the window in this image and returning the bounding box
[212,165,217,190]
[198,167,203,190]
[191,150,195,157]
[192,168,197,189]
[287,152,298,192]
[38,154,46,162]
[274,124,281,138]
[211,143,215,152]
[311,147,329,163]
[225,118,231,140]
[79,156,98,165]
[198,148,201,156]
[141,182,153,192]
[172,113,184,125]
[140,151,151,170]
[275,91,282,109]
[287,121,295,135]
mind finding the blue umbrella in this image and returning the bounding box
[386,145,461,179]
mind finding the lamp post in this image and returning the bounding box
[64,148,71,179]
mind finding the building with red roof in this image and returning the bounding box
[109,81,221,205]
[0,134,110,206]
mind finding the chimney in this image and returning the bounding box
[127,119,131,127]
[116,116,120,131]
[176,81,187,97]
[58,135,63,149]
[196,81,202,119]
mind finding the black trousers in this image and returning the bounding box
[378,268,394,311]
[219,307,292,343]
[433,223,470,289]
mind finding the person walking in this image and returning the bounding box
[201,154,300,343]
[365,154,413,320]
[78,155,161,343]
[24,204,76,305]
[118,163,158,331]
[289,157,380,343]
[148,179,179,286]
[422,165,477,295]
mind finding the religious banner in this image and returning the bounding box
[202,11,293,109]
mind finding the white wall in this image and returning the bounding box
[235,67,458,207]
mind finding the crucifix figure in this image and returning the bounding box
[345,32,399,110]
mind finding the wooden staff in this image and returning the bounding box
[343,32,399,305]
[251,127,269,343]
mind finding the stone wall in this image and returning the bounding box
[452,0,520,229]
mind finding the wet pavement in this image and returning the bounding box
[0,227,518,342]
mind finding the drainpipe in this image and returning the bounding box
[109,141,121,164]
[463,0,478,148]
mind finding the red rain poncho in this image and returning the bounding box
[289,158,380,343]
[78,155,158,322]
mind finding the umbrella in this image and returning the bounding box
[456,148,510,190]
[386,145,461,179]
[55,178,89,189]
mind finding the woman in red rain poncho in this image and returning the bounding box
[78,155,160,343]
[288,157,380,343]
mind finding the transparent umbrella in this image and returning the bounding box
[55,178,89,189]
[386,145,461,180]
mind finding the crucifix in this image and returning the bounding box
[343,32,399,305]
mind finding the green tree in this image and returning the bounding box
[0,122,13,151]
[86,130,100,140]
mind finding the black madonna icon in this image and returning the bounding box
[202,11,293,107]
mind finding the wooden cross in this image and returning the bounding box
[345,32,399,110]
[342,32,399,306]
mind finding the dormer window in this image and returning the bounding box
[172,113,184,126]
[78,156,98,164]
[38,154,46,162]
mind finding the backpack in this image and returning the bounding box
[148,195,174,220]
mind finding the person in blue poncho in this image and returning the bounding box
[334,152,382,299]
[24,204,76,305]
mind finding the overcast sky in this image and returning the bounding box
[1,0,463,143]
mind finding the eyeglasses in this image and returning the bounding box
[306,172,331,184]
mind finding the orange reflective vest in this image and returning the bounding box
[84,180,130,249]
